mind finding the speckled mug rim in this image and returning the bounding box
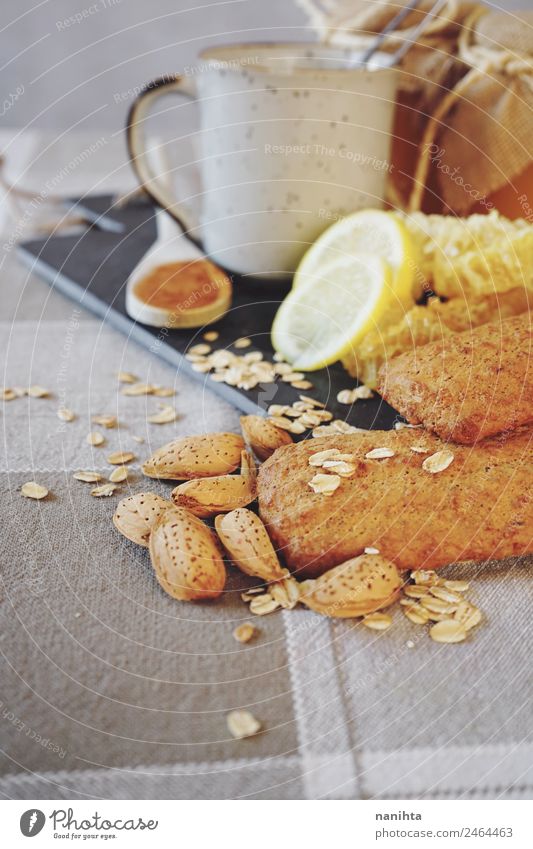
[198,42,395,76]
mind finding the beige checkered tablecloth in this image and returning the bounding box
[0,131,532,800]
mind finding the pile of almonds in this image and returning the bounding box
[110,417,482,647]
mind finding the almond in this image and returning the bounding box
[240,415,293,461]
[142,432,244,480]
[149,507,226,601]
[171,451,256,518]
[215,508,287,583]
[113,492,175,547]
[299,554,401,618]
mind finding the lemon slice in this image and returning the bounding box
[294,209,415,306]
[271,254,394,371]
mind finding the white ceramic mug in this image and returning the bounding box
[127,43,397,278]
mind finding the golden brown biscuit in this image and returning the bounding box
[379,314,533,443]
[257,429,533,577]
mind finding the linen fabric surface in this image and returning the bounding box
[0,131,532,800]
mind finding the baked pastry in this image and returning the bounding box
[379,314,533,443]
[257,428,533,577]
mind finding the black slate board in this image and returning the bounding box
[18,194,399,430]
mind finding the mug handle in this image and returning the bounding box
[126,74,201,244]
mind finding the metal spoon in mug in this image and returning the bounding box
[362,0,448,69]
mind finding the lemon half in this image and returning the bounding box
[271,254,393,371]
[294,209,415,307]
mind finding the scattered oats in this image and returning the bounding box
[109,466,129,483]
[268,404,291,417]
[122,383,156,396]
[243,351,263,364]
[281,372,305,383]
[226,709,261,739]
[86,432,105,446]
[299,412,322,428]
[2,388,17,401]
[308,448,342,466]
[332,419,361,433]
[289,420,307,435]
[420,596,458,615]
[249,594,280,616]
[422,450,454,474]
[337,385,373,405]
[153,386,175,397]
[234,337,251,349]
[57,407,75,422]
[394,421,422,430]
[203,331,219,342]
[210,373,226,382]
[274,362,293,375]
[268,415,294,431]
[92,414,117,429]
[312,425,336,437]
[410,445,429,454]
[406,640,415,648]
[240,587,265,602]
[362,612,392,631]
[403,584,431,599]
[147,405,178,424]
[107,451,135,465]
[91,483,117,497]
[429,585,462,604]
[21,481,48,500]
[308,473,341,495]
[281,407,302,418]
[185,353,207,363]
[74,612,81,619]
[313,410,333,422]
[12,387,27,397]
[191,362,212,373]
[412,569,439,586]
[354,384,373,399]
[210,350,234,368]
[403,604,430,625]
[73,471,102,483]
[273,351,286,362]
[321,459,356,477]
[365,447,395,460]
[364,546,380,555]
[291,380,313,390]
[444,580,470,593]
[337,389,355,405]
[27,385,49,398]
[189,343,212,355]
[270,577,300,610]
[117,371,138,383]
[430,620,467,643]
[299,395,325,408]
[454,601,482,630]
[131,435,145,444]
[233,622,256,643]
